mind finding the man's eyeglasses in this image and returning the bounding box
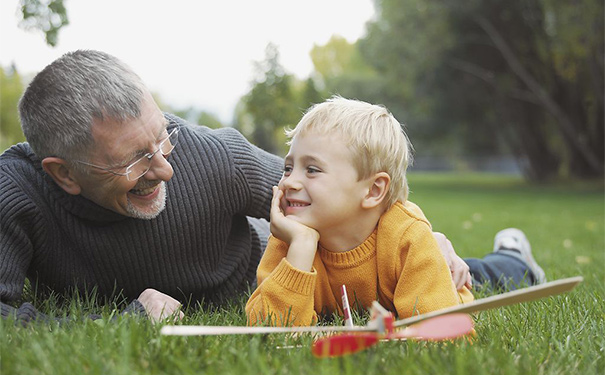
[75,127,179,181]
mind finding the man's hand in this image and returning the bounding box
[137,288,184,323]
[433,232,472,290]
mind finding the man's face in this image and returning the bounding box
[73,92,174,219]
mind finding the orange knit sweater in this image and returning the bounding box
[246,201,474,326]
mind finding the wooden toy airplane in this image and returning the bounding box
[161,276,583,357]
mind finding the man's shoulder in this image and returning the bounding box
[0,143,35,163]
[165,113,249,151]
[0,143,41,178]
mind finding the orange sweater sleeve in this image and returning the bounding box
[392,220,463,318]
[377,202,473,318]
[245,235,319,326]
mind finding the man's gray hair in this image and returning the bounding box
[18,50,146,161]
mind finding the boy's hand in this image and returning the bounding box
[270,186,319,271]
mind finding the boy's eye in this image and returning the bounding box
[283,165,293,175]
[307,167,321,174]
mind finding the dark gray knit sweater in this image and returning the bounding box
[0,114,283,321]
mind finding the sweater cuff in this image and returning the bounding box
[125,299,148,318]
[270,258,316,295]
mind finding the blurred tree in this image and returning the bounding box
[235,43,301,155]
[196,111,223,129]
[299,77,324,110]
[310,36,388,107]
[0,65,26,152]
[359,0,604,180]
[19,0,69,47]
[310,35,376,79]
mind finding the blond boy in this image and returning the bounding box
[246,97,473,326]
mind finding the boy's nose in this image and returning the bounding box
[280,174,302,191]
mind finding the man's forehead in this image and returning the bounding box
[89,109,166,163]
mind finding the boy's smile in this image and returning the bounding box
[284,198,311,215]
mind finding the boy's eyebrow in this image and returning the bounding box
[284,154,325,165]
[301,155,323,164]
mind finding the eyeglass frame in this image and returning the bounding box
[74,127,179,181]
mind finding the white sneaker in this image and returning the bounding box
[493,228,546,284]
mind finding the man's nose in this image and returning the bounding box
[144,152,174,182]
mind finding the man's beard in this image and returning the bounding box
[126,181,167,219]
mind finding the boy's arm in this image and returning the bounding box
[245,187,320,326]
[245,237,319,326]
[405,201,472,290]
[269,187,319,271]
[392,221,468,318]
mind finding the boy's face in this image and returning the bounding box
[278,132,371,237]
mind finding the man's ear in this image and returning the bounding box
[41,157,82,195]
[362,172,390,209]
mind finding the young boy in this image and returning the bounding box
[246,97,473,326]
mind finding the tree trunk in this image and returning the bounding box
[474,15,604,177]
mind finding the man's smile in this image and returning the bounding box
[129,185,159,196]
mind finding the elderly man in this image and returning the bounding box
[0,50,542,323]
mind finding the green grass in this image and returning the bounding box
[1,173,603,374]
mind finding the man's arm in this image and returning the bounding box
[1,289,182,325]
[137,289,184,322]
[0,299,146,324]
[210,126,283,220]
[433,232,472,290]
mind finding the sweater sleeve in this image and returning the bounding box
[245,236,318,326]
[1,300,146,325]
[213,127,284,220]
[0,153,148,325]
[0,172,38,304]
[392,221,462,318]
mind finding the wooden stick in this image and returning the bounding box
[160,324,371,336]
[393,276,583,328]
[160,276,582,336]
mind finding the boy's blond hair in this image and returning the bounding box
[286,96,413,207]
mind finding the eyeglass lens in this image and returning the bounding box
[127,128,179,180]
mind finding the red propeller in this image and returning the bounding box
[312,313,473,358]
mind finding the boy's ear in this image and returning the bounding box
[362,172,390,209]
[41,157,82,195]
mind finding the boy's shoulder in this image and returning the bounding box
[383,201,431,228]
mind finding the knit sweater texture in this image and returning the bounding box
[0,114,283,320]
[246,201,474,326]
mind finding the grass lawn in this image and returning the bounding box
[1,173,603,374]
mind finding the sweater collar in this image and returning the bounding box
[13,142,129,223]
[45,173,129,224]
[318,230,377,268]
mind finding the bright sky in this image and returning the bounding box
[0,0,375,123]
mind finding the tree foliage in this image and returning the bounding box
[0,65,27,152]
[19,0,69,47]
[355,0,603,180]
[235,43,327,155]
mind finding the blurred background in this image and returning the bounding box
[1,0,603,182]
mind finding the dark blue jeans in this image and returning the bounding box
[465,251,537,291]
